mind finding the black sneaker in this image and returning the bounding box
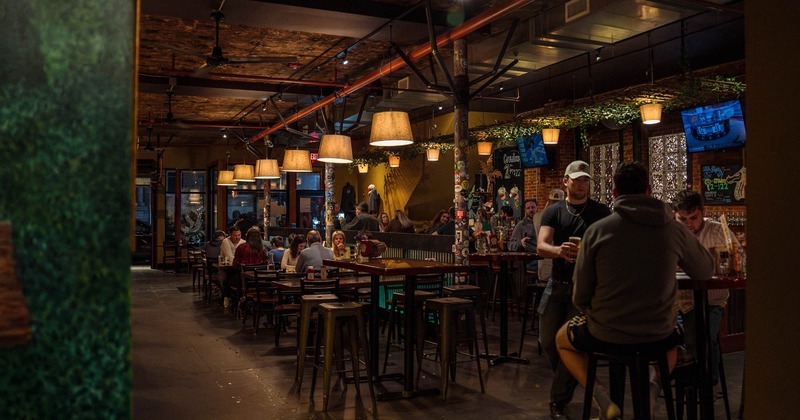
[549,401,570,419]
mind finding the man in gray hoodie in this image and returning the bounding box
[555,162,715,419]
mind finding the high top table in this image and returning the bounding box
[678,273,746,420]
[469,251,539,366]
[323,257,469,400]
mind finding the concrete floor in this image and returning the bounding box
[131,266,743,419]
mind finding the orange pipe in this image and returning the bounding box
[248,0,533,143]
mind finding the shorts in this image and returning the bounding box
[566,314,681,356]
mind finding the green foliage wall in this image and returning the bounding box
[0,0,133,417]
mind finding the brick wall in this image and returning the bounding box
[522,110,747,221]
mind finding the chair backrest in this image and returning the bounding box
[252,269,279,302]
[415,273,445,297]
[301,275,340,295]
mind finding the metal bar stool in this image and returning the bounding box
[443,284,489,357]
[295,293,339,393]
[417,297,485,400]
[309,302,377,413]
[518,282,547,357]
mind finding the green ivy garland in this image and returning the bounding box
[348,75,745,166]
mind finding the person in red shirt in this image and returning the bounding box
[233,228,269,268]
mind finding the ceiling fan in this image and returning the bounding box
[177,11,298,77]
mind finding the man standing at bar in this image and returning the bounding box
[673,189,742,389]
[555,162,714,418]
[537,160,611,418]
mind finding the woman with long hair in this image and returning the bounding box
[330,230,350,260]
[386,209,416,233]
[379,212,390,232]
[425,210,450,234]
[281,233,306,269]
[233,228,269,268]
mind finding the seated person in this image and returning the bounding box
[295,230,334,272]
[330,230,350,260]
[386,209,416,233]
[233,228,269,268]
[342,202,380,231]
[281,234,306,271]
[268,236,285,269]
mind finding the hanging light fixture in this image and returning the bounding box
[542,128,560,145]
[640,103,662,125]
[370,111,414,146]
[426,148,440,161]
[640,33,662,125]
[188,188,202,204]
[217,152,238,186]
[369,23,413,147]
[358,163,369,173]
[233,164,255,182]
[388,155,400,168]
[254,159,280,179]
[317,134,353,163]
[217,170,237,186]
[282,149,312,172]
[477,142,492,156]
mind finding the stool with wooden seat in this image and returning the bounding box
[310,301,376,413]
[443,284,489,357]
[417,297,485,400]
[582,344,677,420]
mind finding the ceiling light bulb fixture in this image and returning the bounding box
[388,155,400,168]
[317,134,353,163]
[499,82,504,91]
[426,148,440,161]
[438,105,443,110]
[357,163,369,173]
[542,128,560,145]
[341,52,349,65]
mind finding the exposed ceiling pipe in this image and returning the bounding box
[248,0,534,143]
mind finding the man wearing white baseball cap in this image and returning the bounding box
[536,160,612,418]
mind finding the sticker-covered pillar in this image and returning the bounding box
[453,38,470,268]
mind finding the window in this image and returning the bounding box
[649,133,688,202]
[296,172,320,190]
[589,143,620,208]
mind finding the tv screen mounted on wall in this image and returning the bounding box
[516,134,549,168]
[681,99,746,153]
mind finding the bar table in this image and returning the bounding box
[323,257,468,400]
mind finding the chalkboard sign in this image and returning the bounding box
[701,164,745,204]
[492,147,525,220]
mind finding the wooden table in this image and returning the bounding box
[323,257,469,400]
[469,251,539,366]
[678,273,746,420]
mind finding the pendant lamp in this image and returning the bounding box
[233,164,255,182]
[254,159,280,179]
[282,149,312,172]
[217,170,237,186]
[388,155,400,168]
[317,134,353,163]
[640,103,662,125]
[477,142,492,156]
[188,188,202,203]
[357,163,369,173]
[426,148,440,161]
[542,128,560,145]
[370,111,414,146]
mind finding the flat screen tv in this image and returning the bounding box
[516,134,549,168]
[682,99,746,153]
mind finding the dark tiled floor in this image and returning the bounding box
[132,267,742,419]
